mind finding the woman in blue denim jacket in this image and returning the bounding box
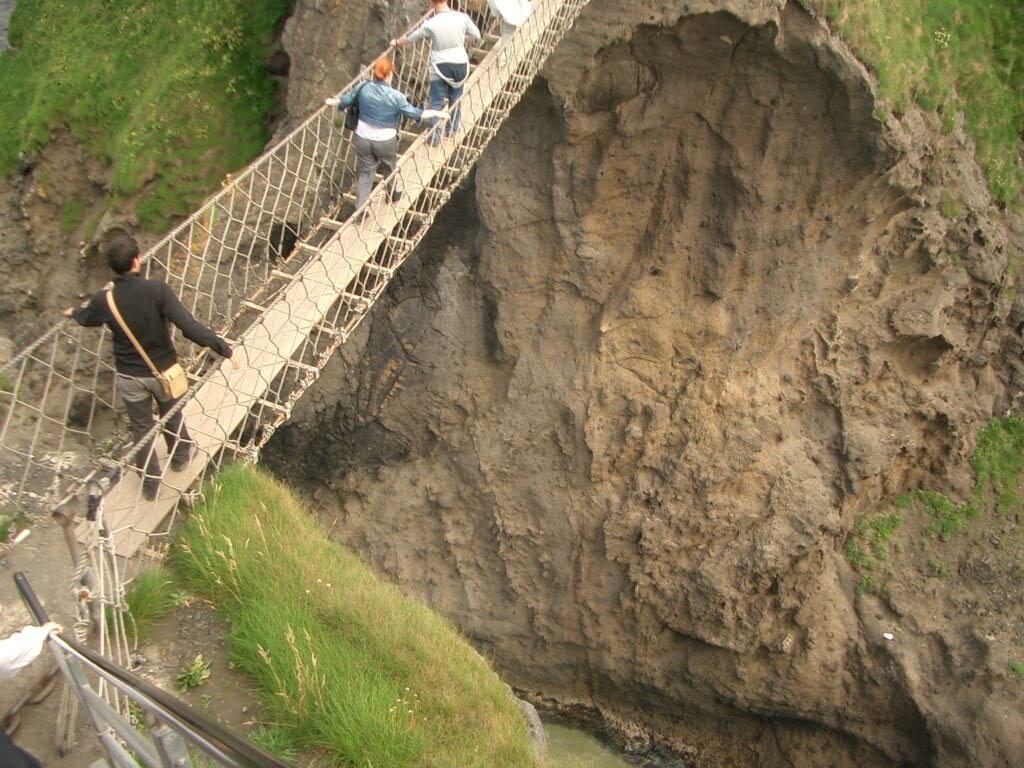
[327,57,448,213]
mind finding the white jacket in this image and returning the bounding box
[488,0,532,26]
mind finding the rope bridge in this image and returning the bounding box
[1,0,589,557]
[1,0,591,762]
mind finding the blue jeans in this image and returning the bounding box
[427,62,468,143]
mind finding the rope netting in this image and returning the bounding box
[1,0,588,621]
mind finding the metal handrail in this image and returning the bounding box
[14,572,291,768]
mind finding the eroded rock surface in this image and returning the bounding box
[1,0,1020,765]
[266,1,1024,766]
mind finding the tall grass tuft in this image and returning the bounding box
[172,463,538,768]
[122,565,178,643]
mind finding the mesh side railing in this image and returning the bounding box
[0,0,590,553]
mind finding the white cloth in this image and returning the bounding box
[488,0,532,26]
[355,121,397,141]
[0,625,50,678]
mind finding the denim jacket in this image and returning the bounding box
[337,80,423,129]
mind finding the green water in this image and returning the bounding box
[545,722,634,767]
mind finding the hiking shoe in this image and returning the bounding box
[142,478,160,501]
[391,190,403,203]
[170,444,195,472]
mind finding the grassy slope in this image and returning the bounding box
[172,464,539,768]
[0,0,289,230]
[806,0,1024,205]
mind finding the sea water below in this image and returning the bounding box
[545,721,635,767]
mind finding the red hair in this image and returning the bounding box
[372,57,394,80]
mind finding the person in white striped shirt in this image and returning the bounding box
[391,0,481,144]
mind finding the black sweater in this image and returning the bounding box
[72,272,232,377]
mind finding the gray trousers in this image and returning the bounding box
[354,133,399,210]
[116,373,192,479]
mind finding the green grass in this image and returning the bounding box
[0,0,289,231]
[808,0,1024,205]
[1010,660,1024,680]
[176,653,212,692]
[59,198,87,234]
[970,414,1024,522]
[938,189,960,219]
[171,464,539,768]
[843,512,902,594]
[249,725,299,763]
[897,489,978,542]
[122,565,177,642]
[0,505,28,543]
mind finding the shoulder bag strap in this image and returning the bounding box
[106,289,161,378]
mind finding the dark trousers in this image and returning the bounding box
[0,731,42,768]
[427,62,468,142]
[353,134,400,210]
[116,374,192,479]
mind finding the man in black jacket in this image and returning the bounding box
[64,235,233,500]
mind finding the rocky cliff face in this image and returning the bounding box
[2,0,1018,765]
[266,1,1024,766]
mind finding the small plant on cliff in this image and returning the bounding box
[1009,661,1024,681]
[897,490,977,543]
[0,372,26,418]
[0,505,28,544]
[844,512,902,595]
[176,654,212,692]
[59,199,87,234]
[970,415,1024,523]
[938,189,960,219]
[121,566,177,643]
[856,573,880,596]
